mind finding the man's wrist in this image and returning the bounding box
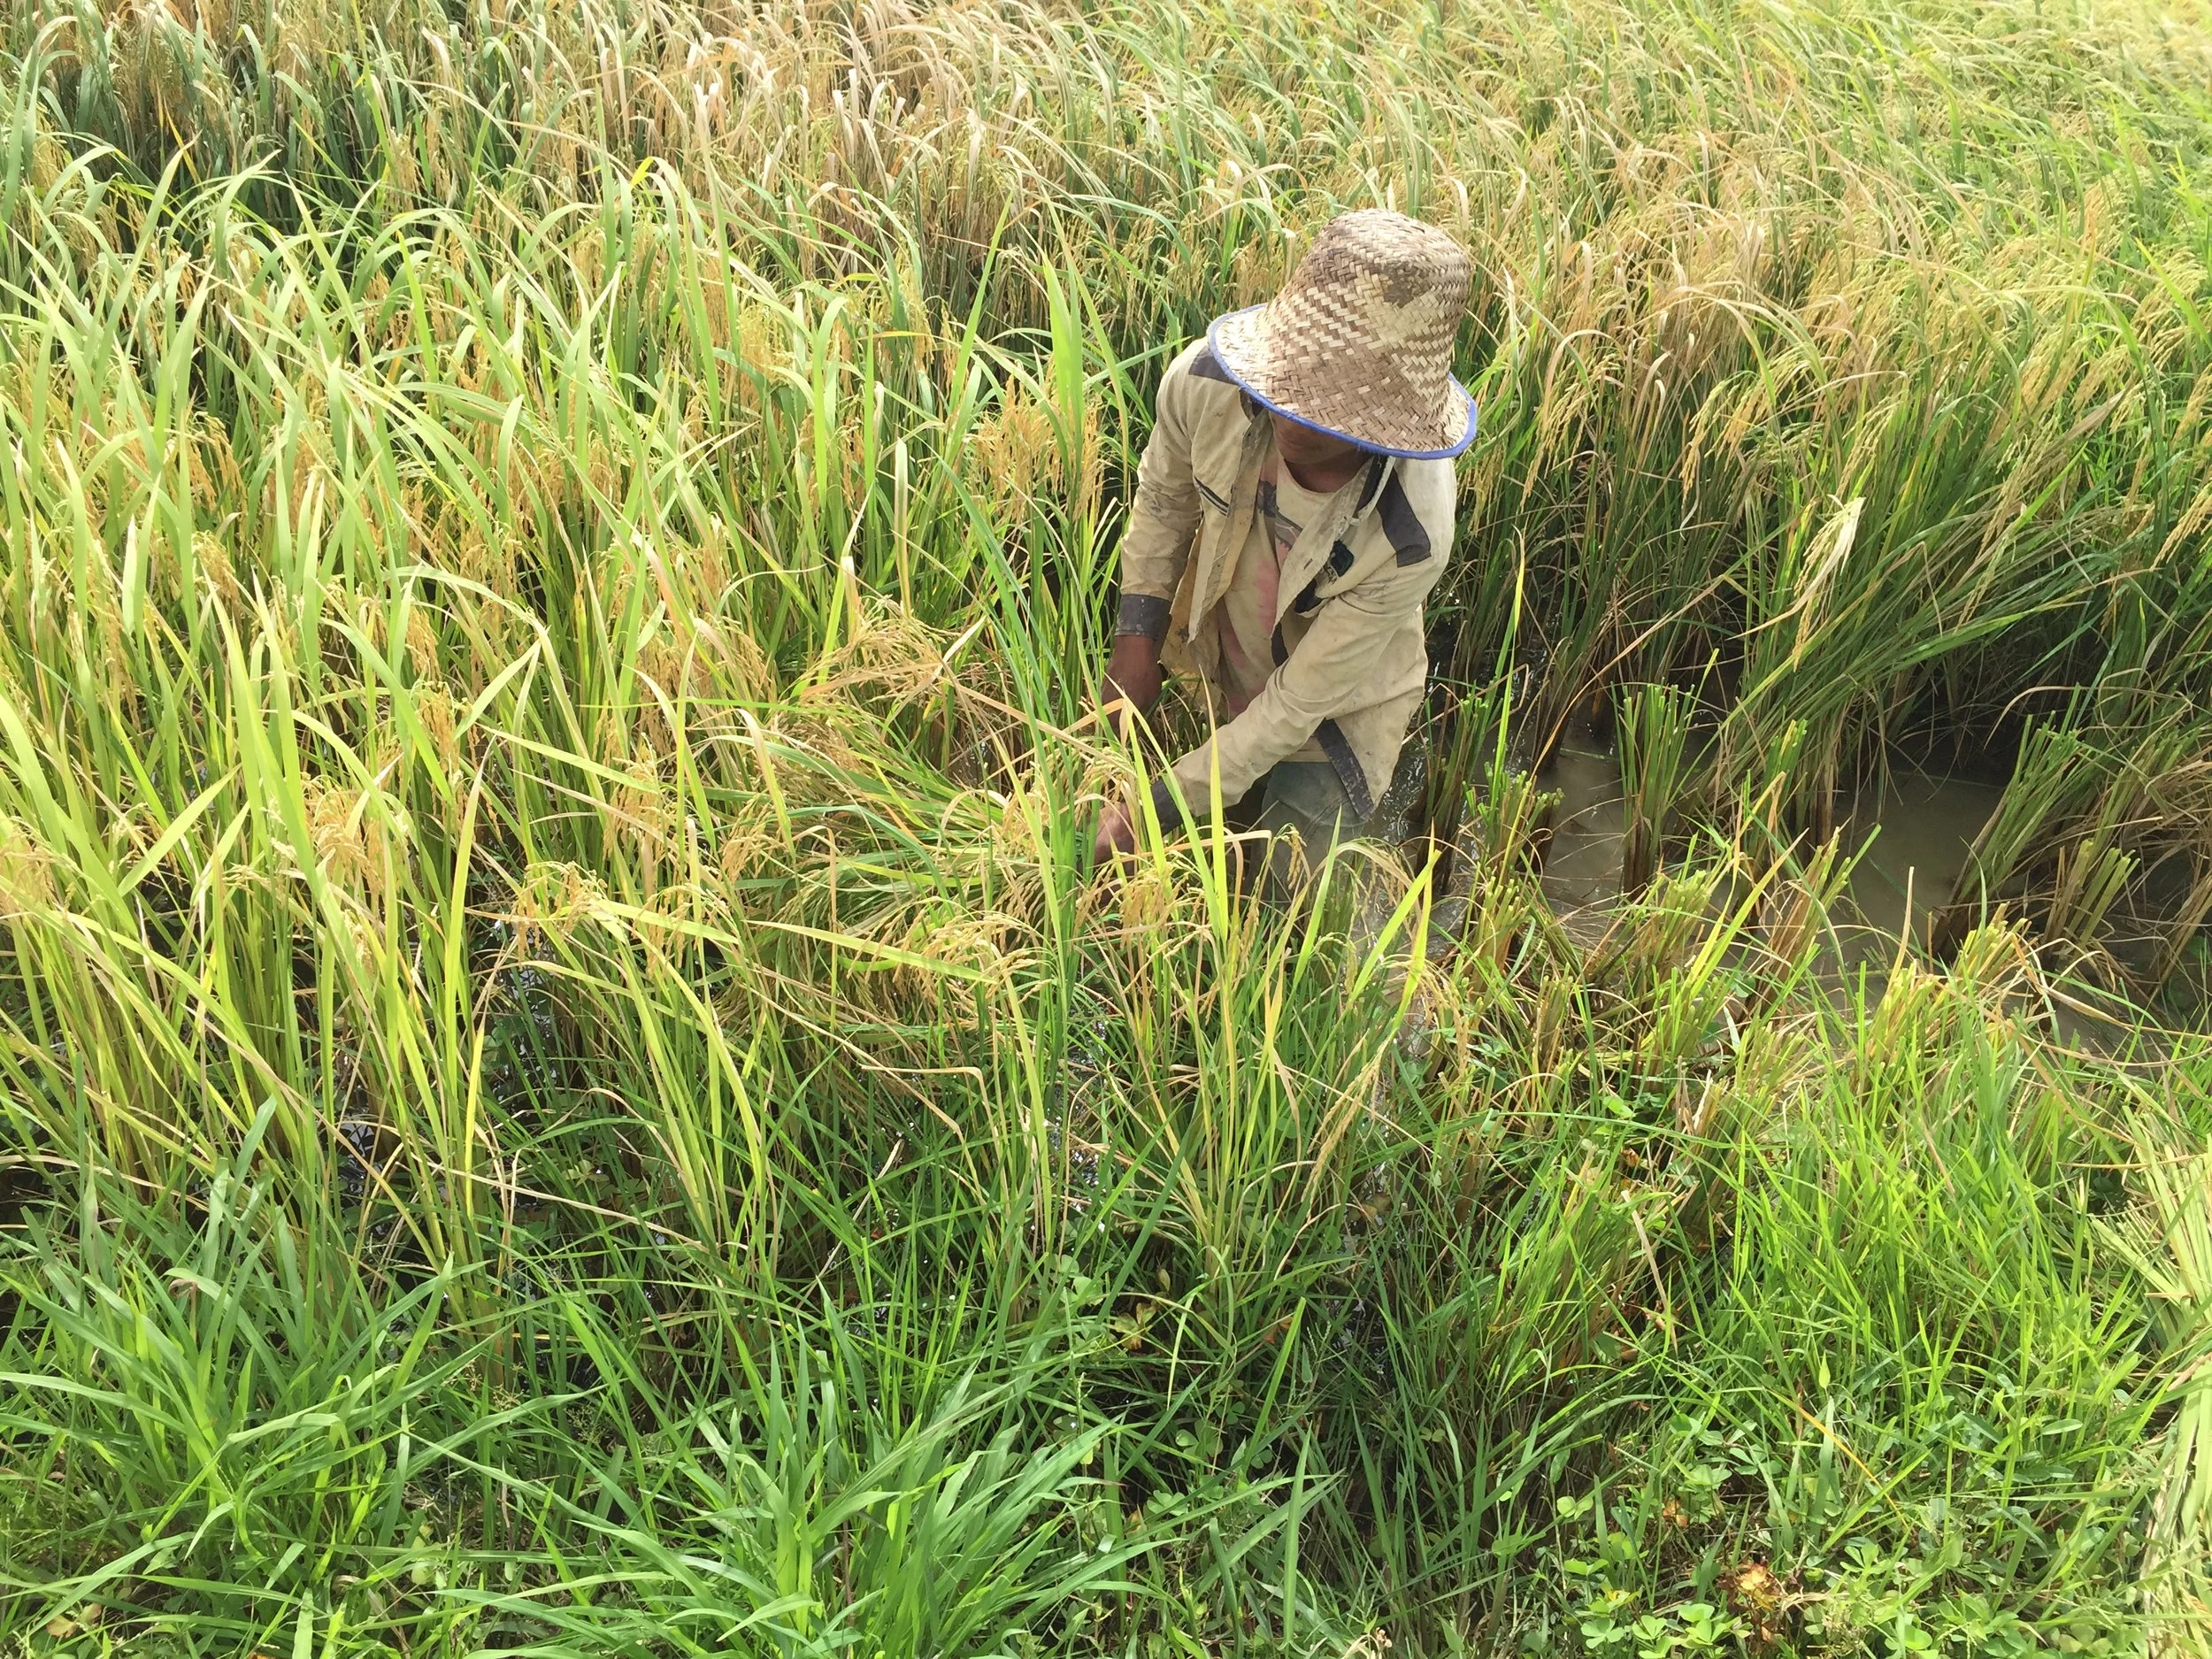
[1115,594,1171,641]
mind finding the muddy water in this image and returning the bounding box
[1532,742,2006,964]
[1423,743,2186,1043]
[1835,772,2007,960]
[1534,747,1630,918]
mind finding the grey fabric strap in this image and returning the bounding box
[1314,718,1375,819]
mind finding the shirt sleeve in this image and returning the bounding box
[1114,357,1202,641]
[1157,545,1447,814]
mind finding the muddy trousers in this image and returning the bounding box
[1217,760,1371,898]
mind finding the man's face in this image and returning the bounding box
[1270,412,1367,474]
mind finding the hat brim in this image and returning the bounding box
[1207,306,1478,460]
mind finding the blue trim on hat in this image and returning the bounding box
[1205,307,1479,460]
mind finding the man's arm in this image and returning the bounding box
[1154,547,1445,822]
[1094,357,1211,863]
[1102,355,1204,720]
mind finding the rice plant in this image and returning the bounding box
[1,0,2210,1652]
[1616,680,1695,898]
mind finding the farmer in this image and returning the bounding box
[1094,208,1477,885]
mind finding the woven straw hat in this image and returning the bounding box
[1210,209,1476,458]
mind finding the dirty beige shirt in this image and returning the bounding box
[1113,338,1456,825]
[1212,447,1347,769]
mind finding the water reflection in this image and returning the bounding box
[1532,742,2010,966]
[1400,739,2188,1045]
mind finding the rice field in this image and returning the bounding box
[4,0,2212,1651]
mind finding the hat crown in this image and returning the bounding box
[1210,209,1475,457]
[1288,209,1471,314]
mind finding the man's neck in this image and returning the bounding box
[1280,449,1367,495]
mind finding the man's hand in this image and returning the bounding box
[1092,801,1138,867]
[1101,635,1164,735]
[1094,634,1160,864]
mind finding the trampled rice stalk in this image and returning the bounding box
[1932,721,2103,959]
[1932,710,2211,972]
[2152,857,2212,996]
[1746,833,1853,1017]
